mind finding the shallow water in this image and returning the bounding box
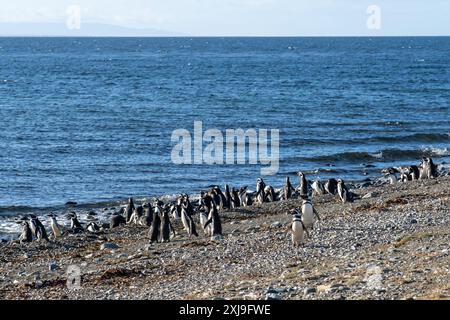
[1,37,449,230]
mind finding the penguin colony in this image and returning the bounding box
[14,157,443,247]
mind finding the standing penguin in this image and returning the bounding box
[301,199,321,230]
[68,212,83,233]
[86,222,100,233]
[125,198,135,223]
[129,205,144,225]
[199,209,211,236]
[382,168,399,184]
[324,178,338,195]
[223,185,232,210]
[408,165,420,180]
[337,179,353,203]
[420,157,438,179]
[264,185,276,202]
[256,178,266,205]
[290,209,310,247]
[230,188,241,208]
[110,213,126,229]
[29,215,49,242]
[311,180,325,197]
[297,172,309,197]
[149,201,163,243]
[239,186,252,207]
[18,219,33,243]
[180,203,198,238]
[48,213,63,239]
[160,206,175,243]
[142,202,153,227]
[283,177,294,200]
[204,205,223,239]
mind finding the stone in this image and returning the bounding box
[101,243,119,250]
[49,262,59,271]
[265,293,282,300]
[304,287,316,295]
[270,221,283,228]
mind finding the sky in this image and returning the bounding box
[0,0,449,36]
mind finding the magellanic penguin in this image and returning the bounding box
[125,197,135,223]
[149,201,163,243]
[283,177,294,200]
[87,221,100,233]
[110,212,126,229]
[129,205,144,225]
[231,187,241,208]
[223,185,232,210]
[382,168,399,185]
[17,219,33,243]
[68,212,83,233]
[180,202,198,238]
[239,186,252,207]
[301,199,321,230]
[311,180,325,197]
[420,157,438,179]
[290,209,310,247]
[297,172,309,197]
[204,205,223,239]
[142,202,153,227]
[408,165,420,180]
[324,178,338,195]
[48,213,63,239]
[264,185,276,202]
[160,205,176,243]
[256,178,266,205]
[29,214,49,242]
[199,209,211,236]
[337,179,353,203]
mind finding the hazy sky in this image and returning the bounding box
[0,0,449,36]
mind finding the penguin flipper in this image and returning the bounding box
[203,219,212,229]
[313,208,322,221]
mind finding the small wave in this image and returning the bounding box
[302,147,450,164]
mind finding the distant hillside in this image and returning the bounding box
[0,22,185,37]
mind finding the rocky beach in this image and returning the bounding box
[0,175,449,300]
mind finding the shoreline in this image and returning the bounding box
[0,174,449,300]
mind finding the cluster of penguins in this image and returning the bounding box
[15,157,442,247]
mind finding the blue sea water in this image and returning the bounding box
[0,37,449,222]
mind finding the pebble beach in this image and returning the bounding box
[0,175,449,300]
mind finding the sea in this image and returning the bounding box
[1,37,449,236]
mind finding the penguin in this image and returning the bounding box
[204,205,223,239]
[239,186,252,207]
[223,185,232,210]
[211,186,226,210]
[256,178,266,204]
[149,201,163,243]
[29,214,49,241]
[142,202,153,226]
[129,205,144,225]
[230,187,241,208]
[324,178,338,195]
[171,197,182,220]
[382,168,399,184]
[297,172,308,197]
[301,199,321,230]
[160,206,175,243]
[18,220,32,243]
[201,193,214,214]
[68,212,83,233]
[311,180,325,197]
[337,179,353,203]
[110,213,126,229]
[420,157,438,179]
[290,209,310,247]
[125,197,135,223]
[408,165,420,180]
[86,222,100,233]
[400,172,409,183]
[283,177,294,200]
[48,213,63,239]
[264,185,276,202]
[199,209,211,236]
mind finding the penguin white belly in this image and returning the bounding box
[291,221,304,246]
[302,205,314,229]
[181,211,189,231]
[52,223,61,238]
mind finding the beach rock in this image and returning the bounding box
[363,192,378,199]
[65,201,77,206]
[410,219,418,224]
[265,293,282,300]
[304,287,317,295]
[49,262,59,271]
[100,243,119,251]
[270,221,283,228]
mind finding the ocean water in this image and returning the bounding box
[1,37,450,228]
